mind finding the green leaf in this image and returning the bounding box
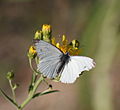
[32,90,59,99]
[0,88,18,107]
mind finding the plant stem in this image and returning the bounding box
[29,58,39,75]
[9,80,16,103]
[19,75,44,110]
[17,108,21,110]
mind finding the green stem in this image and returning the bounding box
[9,80,16,103]
[17,108,21,110]
[29,58,38,75]
[19,75,44,110]
[43,79,49,86]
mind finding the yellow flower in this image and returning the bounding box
[42,24,52,43]
[29,46,36,54]
[60,45,68,54]
[68,40,81,55]
[62,35,68,45]
[51,35,81,55]
[68,46,81,55]
[70,40,79,48]
[34,31,43,40]
[42,24,51,35]
[42,24,51,30]
[28,46,37,59]
[56,43,60,48]
[51,37,56,46]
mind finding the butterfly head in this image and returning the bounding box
[60,52,70,63]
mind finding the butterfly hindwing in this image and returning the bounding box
[60,56,95,83]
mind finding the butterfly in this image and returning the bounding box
[35,40,95,83]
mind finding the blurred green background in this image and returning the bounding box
[0,0,120,110]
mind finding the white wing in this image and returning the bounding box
[35,40,62,60]
[35,40,63,78]
[60,56,95,83]
[37,56,63,78]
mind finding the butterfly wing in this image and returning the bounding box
[35,40,63,78]
[60,56,95,83]
[35,40,62,60]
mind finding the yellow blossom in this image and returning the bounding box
[68,40,80,55]
[42,24,51,35]
[34,31,43,40]
[56,43,60,49]
[51,37,56,46]
[42,24,52,43]
[69,40,79,48]
[34,24,81,56]
[52,36,81,55]
[29,46,36,54]
[42,24,51,30]
[62,35,68,45]
[28,46,37,59]
[56,42,68,54]
[68,47,81,55]
[60,45,68,54]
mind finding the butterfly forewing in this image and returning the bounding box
[35,40,63,78]
[35,40,62,60]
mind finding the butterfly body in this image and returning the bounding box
[35,40,95,83]
[57,52,70,75]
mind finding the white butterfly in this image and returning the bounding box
[35,40,95,83]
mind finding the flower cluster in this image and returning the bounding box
[28,24,81,58]
[51,35,81,56]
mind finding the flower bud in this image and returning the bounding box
[42,24,52,43]
[42,24,51,35]
[69,40,80,48]
[34,31,43,40]
[6,71,14,80]
[68,40,81,55]
[28,46,37,59]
